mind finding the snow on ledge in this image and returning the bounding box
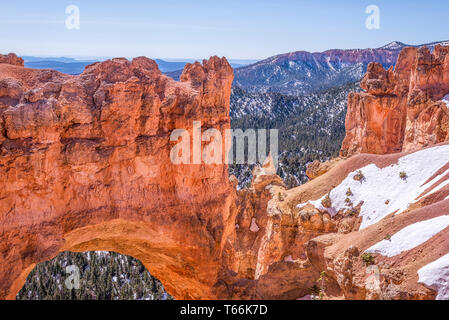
[297,145,449,229]
[418,253,449,300]
[365,215,449,257]
[443,94,449,108]
[296,294,312,300]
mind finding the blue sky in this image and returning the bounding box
[0,0,448,60]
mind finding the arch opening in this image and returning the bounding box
[4,218,222,300]
[17,251,173,300]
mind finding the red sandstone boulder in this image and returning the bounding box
[0,53,24,67]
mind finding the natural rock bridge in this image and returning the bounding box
[0,54,317,300]
[2,46,449,300]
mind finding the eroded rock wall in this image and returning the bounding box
[0,53,235,299]
[341,45,449,156]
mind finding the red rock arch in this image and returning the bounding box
[0,55,234,299]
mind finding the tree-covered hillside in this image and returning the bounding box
[17,251,172,300]
[230,82,361,188]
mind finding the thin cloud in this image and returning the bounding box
[83,20,238,32]
[0,18,237,32]
[0,19,63,25]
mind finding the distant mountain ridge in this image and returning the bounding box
[378,40,449,50]
[234,40,449,95]
[21,56,256,76]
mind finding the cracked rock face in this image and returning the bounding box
[341,45,449,157]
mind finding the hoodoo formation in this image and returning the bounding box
[1,46,449,300]
[341,45,449,156]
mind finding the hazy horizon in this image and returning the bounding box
[15,39,449,63]
[20,55,261,65]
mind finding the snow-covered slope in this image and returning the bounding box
[366,215,449,257]
[288,143,449,299]
[418,253,449,300]
[297,145,449,229]
[379,40,449,51]
[379,41,407,50]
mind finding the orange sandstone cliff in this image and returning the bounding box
[0,53,320,300]
[341,45,449,156]
[0,53,236,299]
[1,47,449,301]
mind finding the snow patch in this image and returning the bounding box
[297,145,449,229]
[380,41,406,50]
[297,202,308,209]
[442,94,449,108]
[366,215,449,257]
[296,294,312,300]
[418,253,449,300]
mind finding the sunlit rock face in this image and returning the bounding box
[341,45,449,157]
[0,53,23,67]
[0,53,318,300]
[0,53,236,299]
[2,47,449,301]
